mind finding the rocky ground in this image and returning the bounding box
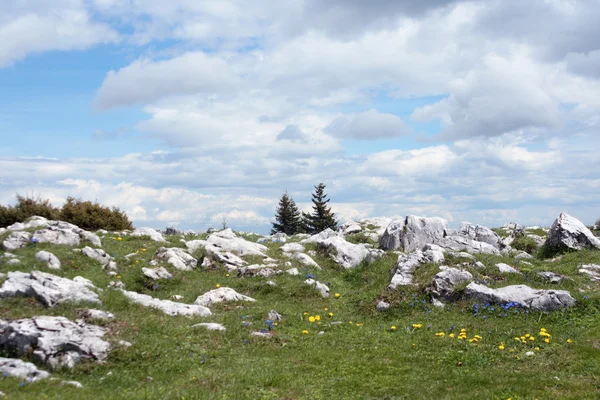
[0,213,599,399]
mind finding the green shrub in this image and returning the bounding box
[14,194,60,221]
[60,196,133,231]
[511,234,538,254]
[0,204,19,227]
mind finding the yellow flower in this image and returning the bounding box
[525,334,531,338]
[540,328,546,332]
[390,326,397,331]
[302,330,308,335]
[529,336,535,341]
[535,347,540,351]
[315,315,321,321]
[117,237,122,241]
[567,339,573,344]
[335,293,341,298]
[117,275,121,279]
[356,323,364,327]
[328,312,334,317]
[514,337,521,341]
[544,338,550,343]
[469,338,479,343]
[349,321,353,325]
[449,333,455,338]
[499,344,505,350]
[324,307,329,311]
[309,316,315,323]
[435,332,445,337]
[412,323,423,329]
[474,335,482,339]
[226,274,230,277]
[215,284,220,288]
[303,312,309,316]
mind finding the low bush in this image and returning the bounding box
[511,234,538,254]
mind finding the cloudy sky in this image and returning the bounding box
[1,0,599,233]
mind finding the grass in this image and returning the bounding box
[1,231,600,399]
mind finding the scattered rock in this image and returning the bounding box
[142,267,172,280]
[438,235,501,255]
[376,300,390,311]
[153,247,197,271]
[429,268,473,299]
[194,287,256,307]
[32,227,80,247]
[82,247,116,270]
[579,264,600,281]
[237,266,281,278]
[546,212,600,251]
[380,216,448,252]
[7,259,21,265]
[496,263,519,274]
[35,251,61,270]
[250,331,272,338]
[206,229,268,257]
[267,310,282,321]
[62,380,83,388]
[281,243,305,253]
[2,231,31,251]
[78,309,115,321]
[388,247,446,289]
[339,222,362,235]
[131,227,166,242]
[315,236,383,269]
[515,251,534,260]
[459,222,502,248]
[464,283,576,311]
[289,252,322,269]
[474,261,486,269]
[120,290,211,317]
[192,323,226,331]
[118,340,132,348]
[286,268,299,276]
[0,357,51,382]
[0,316,110,369]
[305,279,330,298]
[537,272,563,284]
[172,295,184,300]
[0,271,100,307]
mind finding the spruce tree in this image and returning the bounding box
[271,191,302,235]
[302,183,338,234]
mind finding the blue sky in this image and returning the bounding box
[1,0,599,234]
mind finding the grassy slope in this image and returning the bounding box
[0,231,599,400]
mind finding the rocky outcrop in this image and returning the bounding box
[437,235,500,255]
[153,247,197,271]
[458,222,502,249]
[0,316,110,369]
[464,283,576,311]
[579,264,600,281]
[546,213,600,251]
[142,267,172,280]
[300,228,340,244]
[0,357,51,382]
[194,287,256,307]
[429,268,473,299]
[537,271,563,284]
[289,252,321,269]
[120,290,211,317]
[206,229,268,257]
[82,247,117,270]
[380,216,447,252]
[0,271,100,307]
[313,236,383,269]
[2,231,31,251]
[388,245,446,289]
[35,251,61,270]
[131,227,166,242]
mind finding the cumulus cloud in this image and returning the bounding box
[325,110,411,140]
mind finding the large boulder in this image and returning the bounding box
[437,235,500,255]
[289,252,321,269]
[0,271,100,307]
[131,227,166,242]
[35,251,61,270]
[142,267,172,281]
[6,216,51,231]
[380,216,448,252]
[281,243,305,253]
[315,236,383,269]
[546,213,600,251]
[464,283,576,311]
[429,268,473,299]
[206,229,268,257]
[82,246,116,270]
[388,246,446,289]
[32,227,81,247]
[2,231,31,251]
[459,222,501,249]
[153,247,197,271]
[300,228,340,244]
[120,290,211,317]
[338,221,362,235]
[0,357,51,381]
[194,287,256,307]
[0,316,110,369]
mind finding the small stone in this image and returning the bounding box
[496,263,519,274]
[62,380,83,388]
[267,310,282,321]
[192,323,226,331]
[376,300,390,311]
[525,351,535,357]
[118,340,132,347]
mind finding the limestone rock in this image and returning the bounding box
[339,222,362,235]
[314,236,383,269]
[62,380,83,388]
[0,357,51,382]
[78,309,115,321]
[429,268,473,299]
[185,239,207,254]
[194,287,256,307]
[35,251,61,270]
[376,300,390,311]
[82,246,115,269]
[546,212,600,251]
[289,252,321,269]
[0,271,100,307]
[286,268,299,276]
[305,279,330,298]
[300,228,340,244]
[142,267,172,280]
[380,216,447,252]
[192,323,226,331]
[120,290,211,317]
[281,243,305,253]
[464,283,576,311]
[579,264,600,281]
[153,247,197,271]
[206,229,268,257]
[0,316,110,369]
[537,271,563,284]
[459,222,501,248]
[496,263,519,274]
[131,227,166,242]
[388,247,446,289]
[437,235,500,255]
[2,231,31,251]
[7,259,21,265]
[267,310,282,321]
[6,216,50,231]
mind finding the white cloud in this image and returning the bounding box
[325,109,411,140]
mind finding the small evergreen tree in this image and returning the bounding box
[302,183,338,234]
[271,191,302,235]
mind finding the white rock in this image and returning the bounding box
[525,351,535,357]
[429,268,473,299]
[142,266,172,280]
[300,228,340,244]
[290,252,321,269]
[0,357,51,381]
[7,259,21,265]
[305,279,330,298]
[388,247,446,289]
[62,380,83,388]
[281,243,305,253]
[194,287,256,307]
[0,316,110,369]
[339,222,362,235]
[185,239,207,254]
[267,310,282,321]
[131,227,166,242]
[79,309,115,321]
[2,231,31,251]
[192,323,226,331]
[546,212,600,251]
[438,235,501,255]
[172,295,184,300]
[579,264,600,281]
[380,216,447,252]
[118,340,132,348]
[120,290,211,317]
[35,251,61,270]
[376,300,390,311]
[464,283,576,311]
[286,268,299,276]
[6,216,50,231]
[314,236,383,269]
[82,246,114,268]
[206,229,268,257]
[515,251,534,260]
[474,261,486,269]
[250,331,272,338]
[496,263,519,274]
[0,271,100,307]
[108,281,125,289]
[537,271,563,284]
[153,247,197,271]
[459,222,502,249]
[32,227,80,246]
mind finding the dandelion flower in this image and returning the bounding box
[412,323,423,329]
[435,332,445,337]
[390,326,397,331]
[525,334,531,338]
[117,237,123,241]
[567,339,573,344]
[216,284,221,288]
[544,338,550,343]
[303,312,309,316]
[328,312,334,317]
[226,274,230,277]
[335,293,341,298]
[529,336,535,341]
[499,344,505,350]
[449,333,455,338]
[315,315,321,321]
[117,276,121,279]
[324,307,329,311]
[309,316,315,323]
[302,330,308,335]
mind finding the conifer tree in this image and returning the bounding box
[271,191,302,235]
[302,183,338,234]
